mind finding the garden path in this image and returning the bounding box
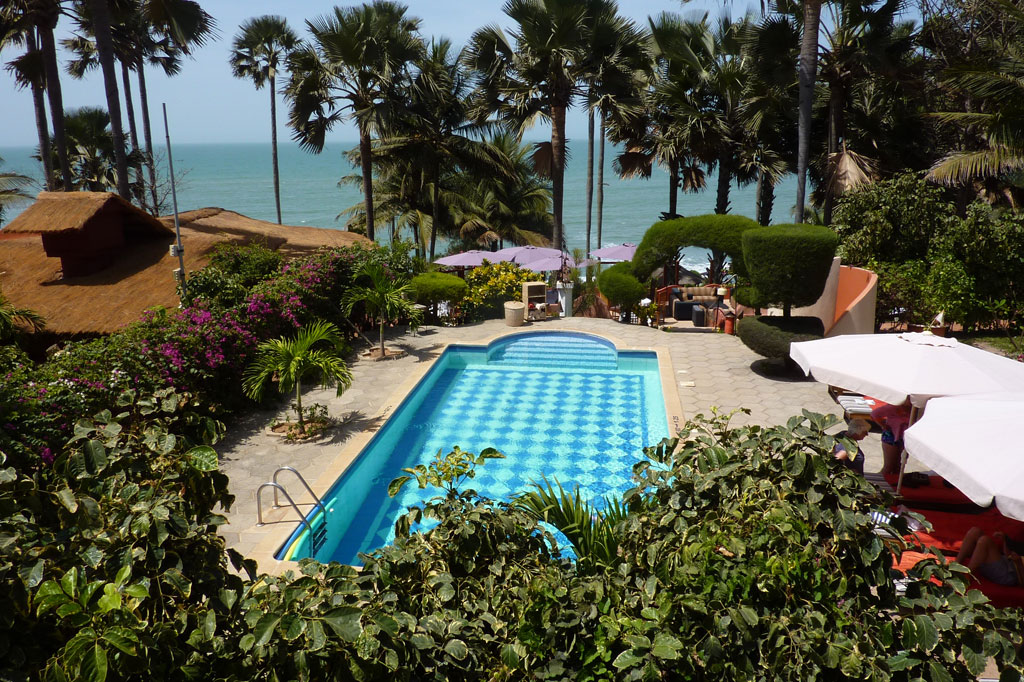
[217,318,903,564]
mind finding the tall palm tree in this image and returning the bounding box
[378,39,511,260]
[578,0,649,256]
[286,1,423,242]
[243,319,352,435]
[84,0,130,198]
[342,262,421,357]
[795,0,823,223]
[466,0,592,252]
[1,0,73,190]
[2,25,54,189]
[230,15,298,225]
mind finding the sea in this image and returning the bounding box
[0,140,798,272]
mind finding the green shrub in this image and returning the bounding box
[742,224,838,316]
[736,315,825,358]
[409,272,468,307]
[207,241,283,287]
[597,262,646,311]
[462,261,535,320]
[633,214,759,280]
[833,171,957,265]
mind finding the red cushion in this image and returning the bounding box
[884,473,978,508]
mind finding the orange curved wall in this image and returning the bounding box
[829,265,878,336]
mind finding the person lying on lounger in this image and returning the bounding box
[832,419,870,475]
[956,527,1024,586]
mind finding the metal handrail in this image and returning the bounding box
[271,466,326,514]
[256,482,313,529]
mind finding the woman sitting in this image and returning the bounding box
[956,527,1024,586]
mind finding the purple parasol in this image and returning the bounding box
[492,245,564,264]
[433,250,494,267]
[589,242,637,261]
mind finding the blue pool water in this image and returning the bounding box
[278,331,669,564]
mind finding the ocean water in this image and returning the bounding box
[0,139,797,271]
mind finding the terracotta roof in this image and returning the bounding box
[3,191,172,237]
[0,204,370,336]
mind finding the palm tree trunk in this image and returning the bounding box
[295,379,304,432]
[359,126,375,241]
[795,0,822,224]
[26,32,53,191]
[38,24,71,190]
[429,160,441,261]
[120,60,145,206]
[270,73,283,225]
[668,157,679,216]
[715,155,731,215]
[756,169,775,226]
[596,110,606,250]
[823,85,842,226]
[89,0,131,199]
[137,63,159,213]
[585,106,595,263]
[551,102,567,250]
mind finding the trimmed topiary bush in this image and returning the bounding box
[742,224,838,317]
[736,315,825,358]
[597,262,646,313]
[632,214,760,280]
[410,272,468,307]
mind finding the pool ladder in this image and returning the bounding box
[256,466,328,555]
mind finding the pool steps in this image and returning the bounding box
[487,337,618,370]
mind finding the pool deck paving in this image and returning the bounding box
[218,317,907,572]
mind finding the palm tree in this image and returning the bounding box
[578,1,649,256]
[795,0,823,223]
[83,0,130,198]
[377,39,511,260]
[466,0,592,252]
[2,24,54,189]
[230,16,298,225]
[342,262,421,358]
[0,291,45,341]
[286,1,423,242]
[1,0,73,190]
[242,319,352,434]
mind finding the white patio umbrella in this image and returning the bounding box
[904,392,1024,520]
[790,332,1024,408]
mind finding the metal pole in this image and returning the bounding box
[162,103,186,296]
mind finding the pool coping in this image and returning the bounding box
[244,324,683,575]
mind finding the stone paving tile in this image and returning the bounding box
[218,316,911,560]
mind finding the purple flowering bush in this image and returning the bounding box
[0,241,420,469]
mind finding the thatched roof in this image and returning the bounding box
[3,191,171,237]
[0,203,370,336]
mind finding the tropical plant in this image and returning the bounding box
[466,0,593,251]
[461,260,535,320]
[230,15,298,225]
[0,290,45,341]
[242,319,352,434]
[286,1,423,241]
[342,262,421,356]
[0,156,34,225]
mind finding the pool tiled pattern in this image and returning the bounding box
[218,318,893,571]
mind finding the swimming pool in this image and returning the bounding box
[277,331,669,564]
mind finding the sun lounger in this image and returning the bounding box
[893,550,1024,608]
[897,506,1024,554]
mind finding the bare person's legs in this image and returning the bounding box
[882,441,903,476]
[956,527,1004,572]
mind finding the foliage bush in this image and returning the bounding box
[410,271,468,306]
[742,224,838,316]
[462,261,535,320]
[5,404,1024,680]
[597,262,646,312]
[736,315,825,358]
[632,214,759,280]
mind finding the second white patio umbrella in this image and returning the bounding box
[790,332,1024,408]
[904,392,1024,520]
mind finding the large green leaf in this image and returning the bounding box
[322,607,362,642]
[186,446,218,472]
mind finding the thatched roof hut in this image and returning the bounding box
[0,193,370,337]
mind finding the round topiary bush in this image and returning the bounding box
[736,315,825,358]
[410,272,469,307]
[597,262,646,313]
[742,224,838,316]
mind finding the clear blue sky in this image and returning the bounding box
[0,0,759,147]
